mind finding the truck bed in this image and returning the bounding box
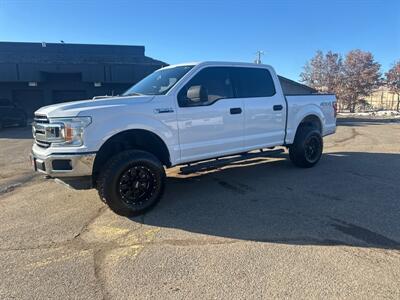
[284,94,337,144]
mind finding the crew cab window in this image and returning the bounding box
[232,67,276,98]
[178,67,234,107]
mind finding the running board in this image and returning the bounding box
[179,148,285,175]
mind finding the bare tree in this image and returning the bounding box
[385,61,400,111]
[300,50,342,93]
[300,51,344,110]
[340,50,381,113]
[301,50,325,91]
[301,50,382,112]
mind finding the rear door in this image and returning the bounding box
[176,67,244,163]
[232,67,286,150]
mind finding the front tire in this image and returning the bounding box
[289,126,323,168]
[97,150,166,217]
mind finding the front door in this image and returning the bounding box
[176,67,244,163]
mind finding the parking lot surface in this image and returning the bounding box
[0,121,399,299]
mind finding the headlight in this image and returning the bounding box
[49,117,92,147]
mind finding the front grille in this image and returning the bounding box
[34,114,49,124]
[33,114,51,148]
[35,139,51,148]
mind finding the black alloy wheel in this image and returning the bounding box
[304,135,321,163]
[97,150,166,216]
[118,165,157,207]
[289,126,323,168]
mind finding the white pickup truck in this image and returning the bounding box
[31,62,336,216]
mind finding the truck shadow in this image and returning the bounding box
[137,152,400,250]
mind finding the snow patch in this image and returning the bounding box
[338,110,400,119]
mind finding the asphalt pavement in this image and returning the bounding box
[0,121,399,299]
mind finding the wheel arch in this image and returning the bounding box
[92,129,171,183]
[286,109,324,144]
[298,114,323,133]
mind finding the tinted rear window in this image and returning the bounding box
[232,67,276,98]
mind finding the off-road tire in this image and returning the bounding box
[289,126,323,168]
[97,150,166,217]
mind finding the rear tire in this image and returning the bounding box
[96,150,166,217]
[289,126,323,168]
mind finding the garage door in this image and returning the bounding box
[52,90,87,104]
[12,90,45,118]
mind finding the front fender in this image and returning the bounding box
[83,112,179,165]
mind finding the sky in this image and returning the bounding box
[0,0,399,80]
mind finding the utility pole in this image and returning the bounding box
[254,50,264,64]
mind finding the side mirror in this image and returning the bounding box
[186,85,207,104]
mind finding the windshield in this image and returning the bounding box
[123,65,193,96]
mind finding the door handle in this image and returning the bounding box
[230,107,242,114]
[273,105,283,111]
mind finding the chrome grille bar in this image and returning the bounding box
[33,114,51,148]
[34,114,50,124]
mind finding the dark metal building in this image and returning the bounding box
[0,41,315,118]
[0,42,166,117]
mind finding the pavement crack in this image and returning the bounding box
[0,173,38,196]
[0,183,22,195]
[153,238,239,247]
[73,206,108,239]
[0,244,64,252]
[93,248,109,300]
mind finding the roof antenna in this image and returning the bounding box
[60,40,65,44]
[254,50,264,64]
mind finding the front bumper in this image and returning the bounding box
[30,150,96,178]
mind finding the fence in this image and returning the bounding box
[337,88,399,112]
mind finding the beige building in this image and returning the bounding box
[366,86,399,111]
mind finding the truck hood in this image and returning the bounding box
[35,96,154,118]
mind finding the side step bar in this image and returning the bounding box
[179,148,285,175]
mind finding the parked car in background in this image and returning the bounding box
[0,99,27,129]
[30,61,337,216]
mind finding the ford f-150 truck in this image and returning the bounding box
[31,62,336,216]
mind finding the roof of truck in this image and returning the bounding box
[163,61,274,69]
[162,61,316,94]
